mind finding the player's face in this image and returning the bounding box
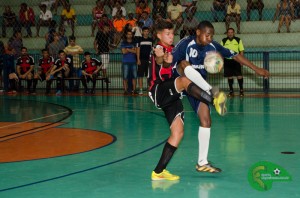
[142,29,149,37]
[157,29,174,46]
[227,29,235,39]
[85,55,91,61]
[196,27,214,46]
[21,48,27,56]
[59,52,66,60]
[42,50,49,58]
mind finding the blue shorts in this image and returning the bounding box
[122,62,137,80]
[187,94,211,115]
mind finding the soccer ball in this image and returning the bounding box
[204,51,224,74]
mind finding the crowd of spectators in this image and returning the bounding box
[1,0,299,94]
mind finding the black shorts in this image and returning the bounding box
[149,79,184,126]
[224,58,242,77]
[137,59,149,78]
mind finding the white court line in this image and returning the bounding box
[0,111,70,129]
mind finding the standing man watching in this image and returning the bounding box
[221,27,245,97]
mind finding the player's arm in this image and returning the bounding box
[233,54,270,78]
[24,65,34,77]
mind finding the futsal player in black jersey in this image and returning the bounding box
[81,52,102,94]
[32,49,54,94]
[16,47,35,93]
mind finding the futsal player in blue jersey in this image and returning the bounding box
[172,21,270,173]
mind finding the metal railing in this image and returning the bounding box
[28,51,300,92]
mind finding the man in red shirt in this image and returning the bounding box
[19,3,35,38]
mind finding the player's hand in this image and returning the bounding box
[153,46,164,57]
[137,59,141,65]
[255,68,270,78]
[164,52,173,64]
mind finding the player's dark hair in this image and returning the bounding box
[227,27,235,32]
[69,35,76,41]
[58,50,65,54]
[154,20,173,32]
[142,26,149,31]
[41,48,48,53]
[21,47,27,51]
[197,21,214,31]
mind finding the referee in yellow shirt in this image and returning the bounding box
[221,28,245,97]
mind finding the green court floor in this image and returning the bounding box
[0,94,299,198]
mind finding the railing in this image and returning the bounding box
[28,51,300,92]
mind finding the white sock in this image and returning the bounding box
[198,126,211,166]
[184,65,212,93]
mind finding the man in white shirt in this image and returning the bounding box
[36,4,53,37]
[167,0,183,35]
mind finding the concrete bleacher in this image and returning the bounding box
[1,0,298,53]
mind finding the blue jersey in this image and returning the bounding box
[172,36,237,79]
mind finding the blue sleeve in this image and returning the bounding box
[213,41,237,58]
[172,38,189,66]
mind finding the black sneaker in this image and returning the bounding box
[84,89,89,94]
[196,163,222,173]
[228,91,234,97]
[91,89,95,94]
[240,90,244,97]
[132,90,138,95]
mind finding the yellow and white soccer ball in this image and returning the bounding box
[204,51,224,74]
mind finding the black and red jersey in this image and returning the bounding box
[81,58,102,74]
[149,42,174,90]
[16,55,34,73]
[39,56,54,73]
[54,57,72,69]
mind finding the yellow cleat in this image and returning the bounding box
[151,169,180,181]
[213,91,227,116]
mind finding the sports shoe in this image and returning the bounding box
[91,89,95,94]
[196,163,222,173]
[56,90,62,96]
[151,169,180,181]
[138,89,143,95]
[228,91,234,97]
[132,90,138,95]
[213,91,227,116]
[239,90,244,97]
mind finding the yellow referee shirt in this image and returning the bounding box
[220,37,244,59]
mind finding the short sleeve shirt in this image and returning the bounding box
[167,4,183,19]
[16,55,35,73]
[62,8,75,19]
[227,3,241,15]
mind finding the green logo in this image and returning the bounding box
[248,161,292,191]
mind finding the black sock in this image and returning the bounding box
[33,79,38,91]
[27,80,32,91]
[237,78,243,91]
[186,83,212,105]
[228,78,234,92]
[154,142,177,174]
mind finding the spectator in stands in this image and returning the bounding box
[16,47,35,94]
[121,30,138,95]
[152,0,167,19]
[98,14,115,46]
[247,0,264,21]
[49,32,65,59]
[32,48,54,94]
[136,27,153,94]
[2,6,20,38]
[126,12,137,28]
[40,0,56,10]
[211,0,228,22]
[273,0,295,33]
[52,0,69,15]
[292,0,300,18]
[19,3,35,38]
[58,26,68,46]
[113,10,127,46]
[136,0,151,20]
[60,4,76,36]
[167,0,184,35]
[2,44,18,94]
[64,35,83,91]
[112,1,127,19]
[179,12,198,39]
[91,0,105,36]
[139,11,153,30]
[132,21,143,42]
[221,27,245,97]
[103,0,115,12]
[8,31,23,58]
[225,0,241,34]
[36,4,53,37]
[81,51,102,94]
[45,20,57,49]
[50,50,71,95]
[94,23,112,81]
[181,0,197,17]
